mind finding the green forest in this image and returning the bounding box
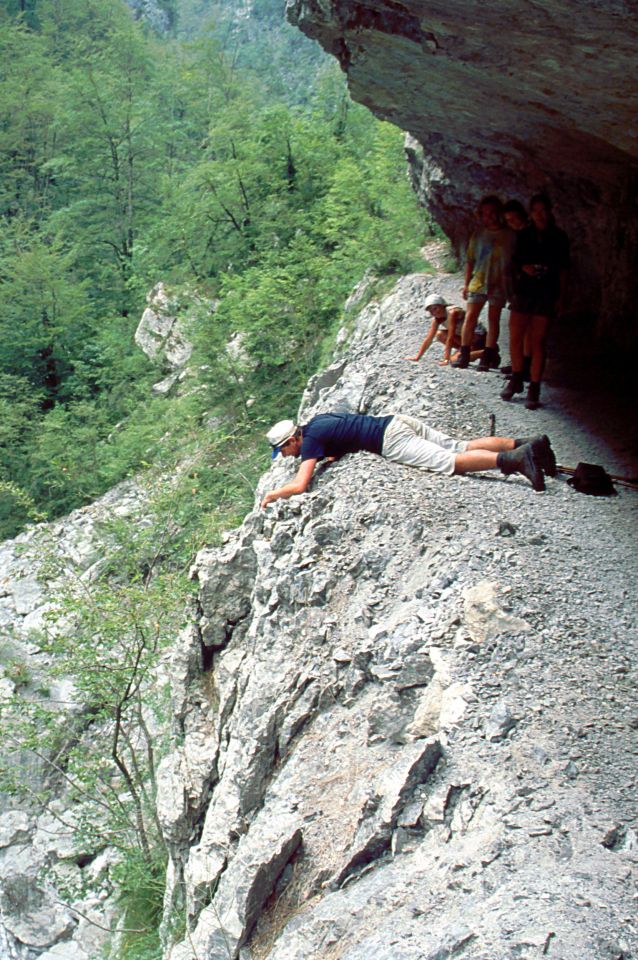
[0,0,428,542]
[0,1,430,955]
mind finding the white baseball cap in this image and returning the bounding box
[425,294,447,309]
[267,419,297,458]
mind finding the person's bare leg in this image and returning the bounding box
[466,437,515,452]
[523,329,532,379]
[509,311,528,372]
[455,442,545,490]
[529,314,550,383]
[485,302,502,350]
[455,438,516,473]
[454,451,500,473]
[523,330,532,357]
[460,301,482,347]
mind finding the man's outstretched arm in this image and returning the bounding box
[261,458,318,509]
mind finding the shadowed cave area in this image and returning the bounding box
[287,0,638,362]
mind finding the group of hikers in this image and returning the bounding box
[407,193,570,411]
[261,193,567,509]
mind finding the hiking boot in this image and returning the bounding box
[497,444,545,492]
[477,346,501,372]
[515,435,557,477]
[477,346,492,371]
[501,372,524,401]
[451,345,470,369]
[500,364,513,376]
[526,381,541,410]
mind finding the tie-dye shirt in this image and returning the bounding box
[467,227,515,299]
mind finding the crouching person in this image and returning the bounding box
[261,412,556,508]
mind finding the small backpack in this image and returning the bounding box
[567,462,617,497]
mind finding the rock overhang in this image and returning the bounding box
[287,0,638,349]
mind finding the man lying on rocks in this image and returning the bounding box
[261,413,556,508]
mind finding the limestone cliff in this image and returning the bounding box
[0,481,146,960]
[159,273,638,960]
[286,0,638,348]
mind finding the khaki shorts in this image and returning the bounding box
[381,415,468,476]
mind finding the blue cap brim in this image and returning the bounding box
[271,447,281,460]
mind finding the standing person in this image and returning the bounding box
[501,194,570,409]
[405,293,486,366]
[452,195,515,371]
[261,413,557,508]
[502,199,532,381]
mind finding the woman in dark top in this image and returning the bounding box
[501,194,570,409]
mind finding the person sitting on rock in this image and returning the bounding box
[453,195,515,371]
[405,293,486,366]
[261,413,556,508]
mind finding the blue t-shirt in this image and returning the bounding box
[300,413,393,461]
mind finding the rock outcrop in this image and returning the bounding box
[286,0,638,348]
[159,273,638,959]
[0,481,145,960]
[135,283,195,395]
[134,283,252,399]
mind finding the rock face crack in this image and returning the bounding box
[329,737,442,889]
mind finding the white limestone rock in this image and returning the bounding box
[0,812,32,849]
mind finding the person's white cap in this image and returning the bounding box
[267,419,297,458]
[425,293,447,309]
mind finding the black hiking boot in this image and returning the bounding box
[497,444,545,492]
[501,372,524,401]
[451,345,471,369]
[476,347,501,373]
[515,435,557,477]
[526,381,541,410]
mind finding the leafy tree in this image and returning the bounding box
[46,3,163,317]
[0,16,57,226]
[0,239,93,403]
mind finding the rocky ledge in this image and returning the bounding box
[159,273,638,960]
[286,0,638,348]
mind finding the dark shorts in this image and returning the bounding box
[510,293,557,317]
